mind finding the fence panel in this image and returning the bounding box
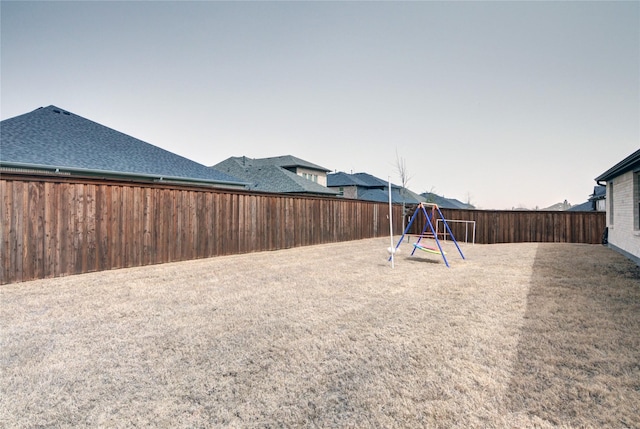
[1,175,405,284]
[416,208,606,245]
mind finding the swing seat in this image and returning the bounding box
[413,243,445,255]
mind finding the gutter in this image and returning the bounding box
[0,161,249,189]
[594,149,640,186]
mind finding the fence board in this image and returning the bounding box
[35,182,46,279]
[110,186,120,269]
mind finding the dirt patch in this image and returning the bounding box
[1,238,638,428]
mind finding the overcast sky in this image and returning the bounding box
[2,1,638,209]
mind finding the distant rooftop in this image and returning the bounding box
[327,171,422,204]
[246,155,331,172]
[421,192,475,209]
[327,172,400,189]
[212,156,338,196]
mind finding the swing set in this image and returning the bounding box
[389,202,465,267]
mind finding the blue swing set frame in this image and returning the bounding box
[390,202,465,267]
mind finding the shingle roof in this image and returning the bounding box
[590,185,606,200]
[401,188,427,205]
[421,192,473,209]
[213,157,338,196]
[0,105,245,186]
[249,155,331,172]
[569,185,606,212]
[357,189,394,203]
[568,201,594,212]
[326,171,369,187]
[358,188,421,204]
[327,171,426,203]
[327,172,401,189]
[350,172,394,188]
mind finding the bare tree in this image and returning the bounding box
[395,150,413,236]
[465,191,475,209]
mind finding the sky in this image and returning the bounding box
[1,1,638,209]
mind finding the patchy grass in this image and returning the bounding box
[1,239,639,428]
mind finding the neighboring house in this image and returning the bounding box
[544,200,573,211]
[0,105,247,189]
[250,155,331,186]
[326,171,423,204]
[212,155,338,196]
[595,149,640,265]
[326,171,368,199]
[568,186,606,212]
[421,192,475,209]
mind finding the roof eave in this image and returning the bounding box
[0,161,249,188]
[595,149,640,184]
[284,165,331,173]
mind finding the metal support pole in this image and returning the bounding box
[435,205,465,260]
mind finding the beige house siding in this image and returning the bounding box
[340,186,358,199]
[295,167,327,186]
[606,169,640,264]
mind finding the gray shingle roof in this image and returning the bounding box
[327,171,422,204]
[568,201,594,212]
[569,185,606,212]
[248,155,331,172]
[350,172,394,188]
[421,193,473,209]
[327,172,369,187]
[1,105,246,186]
[213,157,338,196]
[358,188,421,204]
[327,172,401,189]
[591,185,606,200]
[357,189,393,203]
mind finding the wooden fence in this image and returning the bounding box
[409,208,606,245]
[1,174,607,284]
[1,174,403,284]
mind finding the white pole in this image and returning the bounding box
[389,176,394,268]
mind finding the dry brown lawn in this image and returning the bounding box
[1,238,639,428]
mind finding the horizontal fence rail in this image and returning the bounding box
[1,175,404,284]
[409,208,606,245]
